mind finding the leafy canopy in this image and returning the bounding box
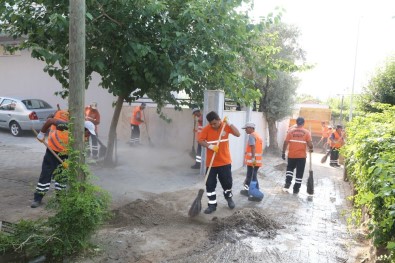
[0,0,261,108]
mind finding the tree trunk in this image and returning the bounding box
[267,117,280,153]
[103,94,126,166]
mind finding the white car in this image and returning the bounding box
[0,96,56,136]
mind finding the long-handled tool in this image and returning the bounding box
[307,151,314,195]
[32,128,66,167]
[189,117,197,159]
[142,109,154,147]
[188,120,226,217]
[320,150,331,163]
[96,137,108,158]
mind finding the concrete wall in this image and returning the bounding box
[117,104,195,150]
[116,105,269,171]
[0,49,116,137]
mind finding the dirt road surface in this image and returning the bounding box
[0,130,371,262]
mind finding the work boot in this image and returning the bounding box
[226,198,235,209]
[248,195,263,202]
[240,189,249,197]
[283,182,291,191]
[30,200,41,208]
[204,205,216,214]
[190,163,200,169]
[293,188,300,194]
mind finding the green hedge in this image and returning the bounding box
[0,141,110,260]
[342,104,395,260]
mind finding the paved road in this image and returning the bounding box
[0,129,369,262]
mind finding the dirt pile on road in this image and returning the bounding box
[100,199,284,263]
[212,208,282,241]
[108,198,188,227]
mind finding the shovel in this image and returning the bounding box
[188,120,226,217]
[307,151,314,195]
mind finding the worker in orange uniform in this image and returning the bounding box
[329,125,345,167]
[198,111,240,214]
[240,122,264,201]
[85,102,101,158]
[31,119,97,208]
[282,117,314,194]
[191,108,203,169]
[317,121,330,152]
[130,102,146,146]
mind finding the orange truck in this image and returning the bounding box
[289,107,332,143]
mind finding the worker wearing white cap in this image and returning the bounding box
[241,122,264,201]
[85,102,100,158]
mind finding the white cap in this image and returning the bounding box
[192,108,200,114]
[84,121,96,135]
[90,102,97,109]
[242,122,255,129]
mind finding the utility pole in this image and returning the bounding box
[339,94,344,124]
[349,17,361,121]
[69,0,86,180]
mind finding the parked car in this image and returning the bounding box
[0,97,56,136]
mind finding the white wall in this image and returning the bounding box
[0,49,115,137]
[116,106,269,171]
[224,110,247,171]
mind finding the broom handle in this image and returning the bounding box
[32,128,64,164]
[309,123,312,171]
[203,119,227,185]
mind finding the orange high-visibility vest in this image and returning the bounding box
[194,115,203,139]
[330,131,343,149]
[50,110,69,134]
[130,107,143,125]
[54,110,69,122]
[245,131,263,167]
[48,129,69,154]
[322,126,329,138]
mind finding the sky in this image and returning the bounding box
[250,0,395,100]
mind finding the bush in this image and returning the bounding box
[342,103,395,260]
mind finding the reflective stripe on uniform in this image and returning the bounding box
[207,139,229,144]
[289,140,307,144]
[246,160,262,164]
[246,153,262,156]
[35,182,51,192]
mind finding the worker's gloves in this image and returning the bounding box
[208,145,219,153]
[281,152,286,160]
[223,116,232,126]
[309,148,314,153]
[62,161,69,169]
[36,131,45,142]
[252,158,257,166]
